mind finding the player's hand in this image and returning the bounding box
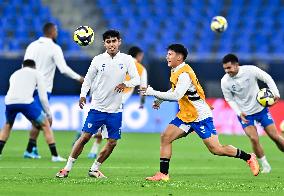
[46,114,52,126]
[79,76,84,84]
[139,87,147,95]
[47,116,53,126]
[79,97,86,109]
[115,83,126,93]
[273,96,280,105]
[152,100,160,110]
[240,112,249,124]
[139,86,154,96]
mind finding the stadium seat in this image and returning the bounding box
[2,0,284,56]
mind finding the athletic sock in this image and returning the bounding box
[64,156,76,171]
[26,139,37,153]
[235,149,251,161]
[160,158,170,175]
[90,160,102,171]
[90,141,99,154]
[259,156,269,166]
[0,140,6,154]
[49,143,58,156]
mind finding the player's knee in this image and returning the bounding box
[107,140,117,148]
[80,134,91,145]
[161,133,171,143]
[270,134,279,142]
[34,122,43,130]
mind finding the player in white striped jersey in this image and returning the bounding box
[221,54,284,173]
[0,60,64,161]
[56,30,140,178]
[23,22,84,160]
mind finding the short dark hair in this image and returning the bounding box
[128,46,143,58]
[43,22,55,35]
[103,29,120,41]
[222,54,239,64]
[167,44,188,60]
[23,59,36,68]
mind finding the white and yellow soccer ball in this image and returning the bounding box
[256,88,275,107]
[211,16,228,33]
[73,26,94,46]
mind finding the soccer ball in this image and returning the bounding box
[73,26,94,46]
[256,88,275,107]
[211,16,228,33]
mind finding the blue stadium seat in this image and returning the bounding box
[3,0,284,55]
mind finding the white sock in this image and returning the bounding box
[90,161,101,171]
[90,141,100,154]
[64,156,76,171]
[259,156,270,167]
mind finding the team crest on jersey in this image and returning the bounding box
[231,84,236,91]
[119,63,123,69]
[88,123,93,128]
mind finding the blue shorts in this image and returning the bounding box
[82,109,122,140]
[170,117,217,139]
[238,108,274,129]
[33,90,51,112]
[5,102,46,125]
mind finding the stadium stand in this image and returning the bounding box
[0,0,284,60]
[0,0,80,53]
[95,0,284,59]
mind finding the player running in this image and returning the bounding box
[141,44,259,181]
[0,60,64,160]
[221,53,284,173]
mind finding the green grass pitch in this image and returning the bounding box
[0,131,284,195]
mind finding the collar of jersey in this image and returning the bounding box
[104,51,121,58]
[171,62,185,73]
[39,37,53,42]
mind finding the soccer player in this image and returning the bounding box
[141,44,259,181]
[0,60,63,160]
[123,46,147,108]
[221,54,284,173]
[23,22,84,160]
[56,30,140,178]
[86,46,148,159]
